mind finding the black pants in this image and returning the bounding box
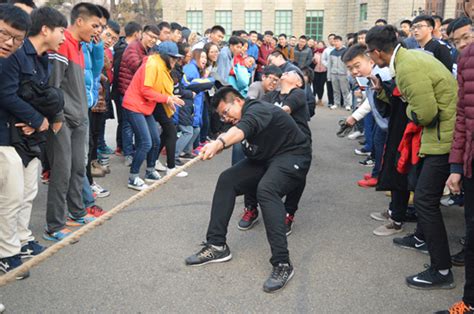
[412,154,451,270]
[154,105,177,169]
[313,72,327,100]
[86,110,106,184]
[389,190,410,223]
[200,97,209,143]
[206,154,311,265]
[463,164,474,305]
[326,80,334,106]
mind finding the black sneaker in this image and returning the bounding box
[359,157,375,167]
[406,265,455,290]
[263,262,294,293]
[237,207,259,230]
[0,254,30,280]
[285,214,294,236]
[185,243,232,266]
[393,233,428,254]
[175,158,184,166]
[179,153,196,160]
[21,241,46,258]
[452,248,465,267]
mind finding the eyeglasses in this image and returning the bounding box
[104,31,119,43]
[410,24,430,31]
[265,76,279,84]
[0,29,24,46]
[219,103,232,122]
[144,32,159,42]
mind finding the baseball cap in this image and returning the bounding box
[157,41,183,58]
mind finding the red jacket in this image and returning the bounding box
[257,43,274,73]
[397,122,422,174]
[117,39,147,95]
[449,43,474,178]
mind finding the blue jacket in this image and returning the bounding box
[0,39,50,146]
[82,41,104,108]
[216,46,233,84]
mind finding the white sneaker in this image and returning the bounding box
[330,104,337,110]
[345,105,352,111]
[155,160,167,172]
[91,182,111,198]
[348,131,363,140]
[167,167,188,178]
[128,177,149,191]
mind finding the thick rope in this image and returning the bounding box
[0,155,203,287]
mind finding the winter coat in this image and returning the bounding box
[216,46,233,84]
[118,39,147,95]
[293,45,313,69]
[257,43,274,73]
[449,42,474,178]
[276,44,294,62]
[82,41,104,108]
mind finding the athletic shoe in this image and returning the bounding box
[41,170,50,184]
[66,213,96,227]
[359,157,375,167]
[0,254,30,280]
[98,145,114,155]
[155,160,167,172]
[436,301,474,314]
[370,210,390,221]
[97,153,110,164]
[393,233,428,254]
[345,105,352,111]
[185,243,232,266]
[363,173,372,180]
[179,152,196,160]
[124,155,133,167]
[87,205,107,218]
[441,194,464,207]
[373,220,403,236]
[348,131,364,140]
[42,228,73,242]
[91,182,110,198]
[145,170,162,183]
[128,177,149,191]
[237,207,259,230]
[285,214,294,236]
[451,248,465,267]
[167,167,188,178]
[406,266,455,290]
[175,158,185,166]
[0,303,5,312]
[20,241,46,258]
[404,211,418,223]
[330,104,337,110]
[263,262,294,293]
[358,177,378,188]
[115,147,123,156]
[354,147,371,156]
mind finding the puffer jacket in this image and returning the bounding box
[82,41,104,108]
[293,45,313,69]
[118,39,147,95]
[449,43,474,178]
[394,46,457,156]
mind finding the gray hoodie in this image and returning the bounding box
[328,47,347,79]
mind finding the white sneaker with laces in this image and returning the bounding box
[128,177,149,191]
[155,160,167,172]
[91,182,110,198]
[330,104,337,110]
[167,167,188,178]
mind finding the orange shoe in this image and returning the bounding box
[357,177,378,188]
[363,173,372,180]
[440,301,474,314]
[87,205,107,218]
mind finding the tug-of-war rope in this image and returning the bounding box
[0,155,203,287]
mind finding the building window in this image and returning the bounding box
[215,11,232,40]
[187,10,203,34]
[245,10,262,33]
[360,3,368,21]
[305,10,324,40]
[275,10,292,36]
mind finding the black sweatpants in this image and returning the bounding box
[313,71,327,100]
[389,190,410,223]
[86,110,105,184]
[206,153,311,266]
[326,80,334,106]
[413,154,451,270]
[154,105,177,169]
[463,163,474,305]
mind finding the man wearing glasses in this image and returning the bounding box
[185,86,311,293]
[247,65,282,100]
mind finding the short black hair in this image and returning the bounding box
[264,30,274,36]
[290,35,296,39]
[301,66,313,82]
[432,15,443,23]
[29,6,67,36]
[107,20,120,35]
[327,33,336,39]
[441,18,454,26]
[358,29,368,36]
[365,25,399,53]
[211,86,244,110]
[8,0,35,8]
[342,44,368,63]
[278,33,287,39]
[228,36,242,46]
[249,30,257,35]
[96,5,109,21]
[70,2,102,25]
[400,19,412,27]
[157,21,170,31]
[333,35,343,41]
[263,64,282,77]
[375,18,387,25]
[211,25,225,35]
[412,15,435,28]
[269,49,286,60]
[170,22,182,32]
[299,35,307,40]
[125,21,142,37]
[447,16,472,36]
[144,24,160,36]
[0,4,30,32]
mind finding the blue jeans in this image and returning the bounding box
[121,99,135,157]
[82,176,95,208]
[175,125,194,158]
[363,112,375,153]
[126,109,161,174]
[371,124,387,178]
[232,143,246,165]
[185,127,200,154]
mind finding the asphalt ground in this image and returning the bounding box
[0,106,466,313]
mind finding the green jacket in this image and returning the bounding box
[394,47,457,155]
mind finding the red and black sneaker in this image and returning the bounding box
[285,214,295,236]
[41,170,50,184]
[86,205,107,218]
[237,207,259,231]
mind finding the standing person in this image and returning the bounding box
[0,4,59,278]
[185,86,311,293]
[192,25,225,51]
[256,30,274,81]
[203,42,222,140]
[170,22,182,43]
[438,17,474,314]
[157,21,171,43]
[312,41,327,106]
[293,35,313,70]
[321,33,335,108]
[123,41,184,190]
[366,25,458,290]
[328,35,350,110]
[289,35,297,49]
[45,2,103,242]
[216,36,243,84]
[276,33,294,62]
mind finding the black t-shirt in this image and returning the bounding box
[263,88,312,141]
[423,39,453,72]
[236,99,311,161]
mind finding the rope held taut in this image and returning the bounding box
[0,155,203,287]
